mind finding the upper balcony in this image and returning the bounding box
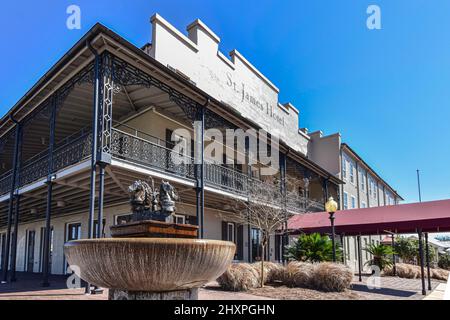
[0,123,326,214]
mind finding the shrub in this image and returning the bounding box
[284,262,315,288]
[251,262,285,284]
[384,263,449,281]
[311,262,353,292]
[431,268,449,281]
[216,263,260,291]
[364,243,395,271]
[438,254,450,270]
[285,233,342,263]
[384,263,419,278]
[283,262,353,292]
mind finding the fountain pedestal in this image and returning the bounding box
[63,179,235,300]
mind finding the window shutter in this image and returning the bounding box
[236,225,244,260]
[275,235,280,261]
[221,222,228,241]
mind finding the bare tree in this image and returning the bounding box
[224,176,294,287]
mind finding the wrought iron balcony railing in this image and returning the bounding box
[0,126,326,215]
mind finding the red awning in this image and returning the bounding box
[288,199,450,236]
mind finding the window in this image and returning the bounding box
[374,184,377,199]
[360,172,365,191]
[227,223,235,243]
[349,163,354,184]
[368,180,372,196]
[342,158,347,180]
[351,196,356,209]
[174,214,186,224]
[343,192,348,210]
[362,202,367,208]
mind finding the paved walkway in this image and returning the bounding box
[352,275,442,300]
[0,273,444,300]
[0,273,270,300]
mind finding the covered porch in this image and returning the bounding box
[288,199,450,295]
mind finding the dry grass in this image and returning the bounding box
[311,262,354,292]
[284,262,315,288]
[384,263,449,281]
[216,263,260,291]
[251,262,285,284]
[248,284,363,300]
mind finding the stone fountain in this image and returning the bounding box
[64,178,235,300]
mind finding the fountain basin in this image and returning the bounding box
[64,238,235,292]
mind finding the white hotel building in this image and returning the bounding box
[0,14,399,283]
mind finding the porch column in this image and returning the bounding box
[279,152,287,264]
[391,234,397,276]
[87,53,101,241]
[1,121,21,284]
[357,235,362,282]
[194,103,205,239]
[96,163,106,238]
[425,232,432,291]
[42,96,57,287]
[10,195,21,282]
[418,229,426,295]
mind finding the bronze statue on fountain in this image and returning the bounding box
[110,177,198,239]
[128,178,178,222]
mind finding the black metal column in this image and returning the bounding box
[357,235,362,282]
[391,234,397,276]
[10,195,21,282]
[1,122,21,284]
[88,53,101,241]
[42,96,57,287]
[425,232,432,291]
[418,230,426,295]
[194,103,205,239]
[279,152,287,264]
[96,163,106,238]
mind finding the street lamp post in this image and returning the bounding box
[325,197,338,262]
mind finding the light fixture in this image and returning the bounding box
[30,208,38,215]
[57,200,66,208]
[41,137,46,145]
[325,197,338,262]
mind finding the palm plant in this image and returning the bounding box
[364,243,396,271]
[285,233,342,263]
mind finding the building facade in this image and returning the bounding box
[308,132,403,271]
[0,15,342,282]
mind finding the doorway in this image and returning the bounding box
[26,230,36,273]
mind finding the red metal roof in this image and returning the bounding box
[288,199,450,236]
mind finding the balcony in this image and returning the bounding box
[0,126,325,213]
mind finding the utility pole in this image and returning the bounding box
[416,169,422,203]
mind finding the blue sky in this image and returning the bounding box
[0,0,449,203]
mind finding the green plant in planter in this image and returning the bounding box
[438,254,450,270]
[364,243,396,271]
[285,233,342,263]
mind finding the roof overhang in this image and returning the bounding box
[288,199,450,236]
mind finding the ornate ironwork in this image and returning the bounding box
[52,131,92,173]
[0,173,12,196]
[111,128,195,179]
[107,53,202,123]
